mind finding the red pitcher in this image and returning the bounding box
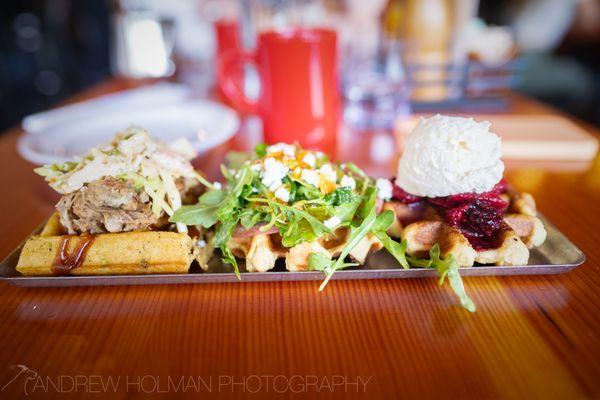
[218,28,339,154]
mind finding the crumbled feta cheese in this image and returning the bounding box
[339,175,356,190]
[262,157,288,190]
[324,216,341,230]
[376,178,393,201]
[213,182,222,190]
[250,163,262,172]
[300,169,320,187]
[268,182,282,192]
[274,186,290,202]
[302,152,316,168]
[319,164,337,183]
[267,143,296,157]
[197,239,207,248]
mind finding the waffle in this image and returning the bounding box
[384,190,547,267]
[227,228,383,272]
[17,213,194,276]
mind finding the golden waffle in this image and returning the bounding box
[17,213,194,276]
[227,228,383,272]
[384,191,547,267]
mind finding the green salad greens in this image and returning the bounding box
[170,143,475,312]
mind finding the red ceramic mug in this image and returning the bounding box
[213,19,243,105]
[218,28,339,154]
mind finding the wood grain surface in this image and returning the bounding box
[0,80,599,399]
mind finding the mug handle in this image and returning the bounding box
[217,50,259,115]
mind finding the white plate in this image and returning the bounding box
[18,99,240,165]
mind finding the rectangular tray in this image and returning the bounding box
[0,215,585,288]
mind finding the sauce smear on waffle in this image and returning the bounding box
[52,235,97,275]
[391,180,509,250]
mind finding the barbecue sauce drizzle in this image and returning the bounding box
[52,235,97,275]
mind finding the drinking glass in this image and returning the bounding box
[341,39,411,131]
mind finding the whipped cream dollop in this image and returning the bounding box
[396,115,504,197]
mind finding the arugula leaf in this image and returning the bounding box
[426,244,476,312]
[192,171,217,190]
[171,165,255,279]
[216,165,254,220]
[295,180,322,200]
[170,189,226,227]
[367,209,475,311]
[325,187,355,205]
[171,165,254,227]
[368,210,409,268]
[372,210,394,231]
[214,216,241,278]
[318,187,362,224]
[281,217,318,247]
[405,255,432,268]
[239,208,266,229]
[390,244,475,312]
[374,232,410,269]
[198,188,226,204]
[357,187,377,221]
[246,197,331,238]
[220,164,234,182]
[308,252,358,272]
[234,165,255,192]
[307,252,331,271]
[221,246,238,277]
[333,199,361,224]
[343,162,368,179]
[343,162,370,195]
[226,151,251,170]
[283,176,298,203]
[304,203,333,221]
[318,192,378,291]
[214,217,235,247]
[254,143,268,158]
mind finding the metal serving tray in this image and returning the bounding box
[0,215,585,288]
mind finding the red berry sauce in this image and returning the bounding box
[391,183,424,204]
[390,179,509,250]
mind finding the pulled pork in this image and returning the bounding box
[56,177,159,234]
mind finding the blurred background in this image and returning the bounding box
[0,0,599,132]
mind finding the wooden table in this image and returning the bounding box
[0,80,599,399]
